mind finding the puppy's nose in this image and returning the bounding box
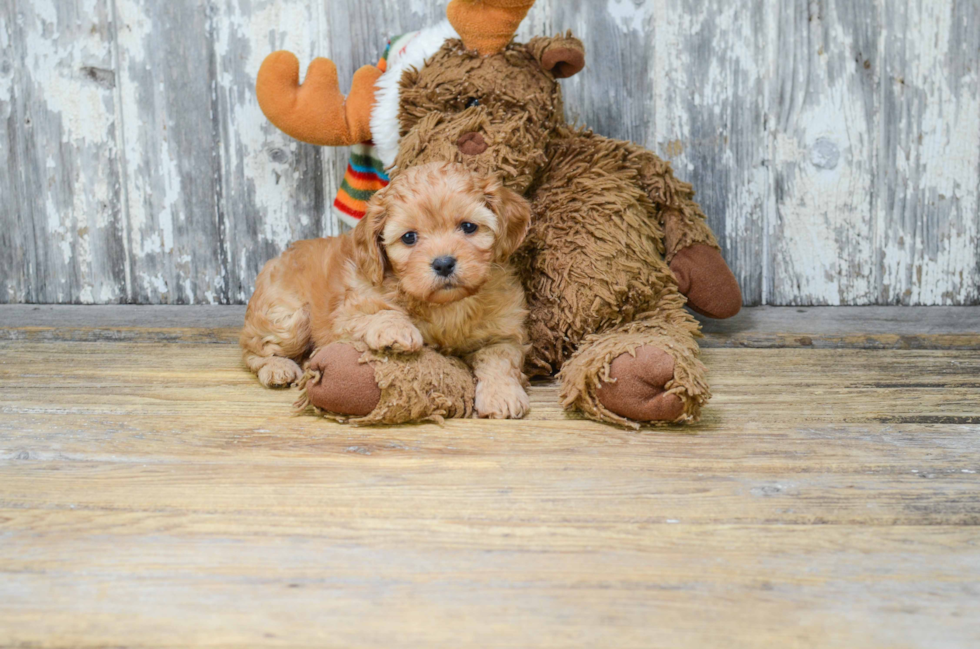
[431,256,457,278]
[457,132,487,156]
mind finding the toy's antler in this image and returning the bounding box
[447,0,536,56]
[256,51,383,146]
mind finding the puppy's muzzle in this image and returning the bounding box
[431,255,457,278]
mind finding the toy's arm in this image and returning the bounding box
[256,51,383,146]
[661,192,742,320]
[658,183,717,262]
[627,145,742,319]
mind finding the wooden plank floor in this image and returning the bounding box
[1,307,979,648]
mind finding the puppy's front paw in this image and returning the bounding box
[475,379,530,420]
[258,356,303,389]
[364,319,424,353]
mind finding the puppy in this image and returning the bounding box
[240,162,532,419]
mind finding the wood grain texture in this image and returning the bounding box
[214,0,344,303]
[0,0,127,304]
[1,0,978,306]
[113,0,223,304]
[1,312,979,647]
[769,0,880,305]
[876,0,980,305]
[650,0,770,305]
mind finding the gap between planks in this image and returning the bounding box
[1,306,978,349]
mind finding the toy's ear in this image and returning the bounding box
[483,176,532,261]
[352,188,391,285]
[526,34,585,79]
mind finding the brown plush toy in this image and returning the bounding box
[257,0,742,427]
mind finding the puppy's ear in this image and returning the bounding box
[526,33,586,79]
[484,176,532,261]
[352,188,390,285]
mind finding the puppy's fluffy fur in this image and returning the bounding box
[240,162,532,419]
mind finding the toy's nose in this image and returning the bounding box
[431,255,457,278]
[457,132,487,156]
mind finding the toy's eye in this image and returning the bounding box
[460,222,479,235]
[465,97,481,109]
[401,232,418,246]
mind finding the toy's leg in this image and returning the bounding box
[296,343,476,425]
[518,137,671,377]
[559,293,710,427]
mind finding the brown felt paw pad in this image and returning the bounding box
[305,344,381,417]
[595,346,685,422]
[670,244,742,320]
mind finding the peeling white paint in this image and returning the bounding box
[212,0,324,302]
[115,0,188,302]
[769,3,880,306]
[23,0,114,146]
[0,0,128,304]
[155,134,178,254]
[651,0,770,304]
[407,0,431,19]
[516,0,552,41]
[607,0,647,34]
[0,21,13,108]
[877,0,980,305]
[99,283,118,303]
[147,273,168,296]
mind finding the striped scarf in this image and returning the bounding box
[332,31,421,228]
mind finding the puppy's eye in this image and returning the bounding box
[460,222,479,235]
[401,232,418,246]
[464,97,481,109]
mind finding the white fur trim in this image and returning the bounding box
[333,207,362,230]
[371,20,459,170]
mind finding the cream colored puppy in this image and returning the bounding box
[240,162,532,419]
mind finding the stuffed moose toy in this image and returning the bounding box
[254,0,742,427]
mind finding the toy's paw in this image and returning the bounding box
[258,357,303,389]
[475,378,530,419]
[364,318,424,353]
[595,346,684,422]
[670,244,742,319]
[304,344,381,416]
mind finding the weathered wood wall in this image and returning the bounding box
[1,0,978,305]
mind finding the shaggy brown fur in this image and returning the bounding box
[241,162,532,420]
[395,39,563,194]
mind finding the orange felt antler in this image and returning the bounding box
[447,0,536,56]
[256,51,383,147]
